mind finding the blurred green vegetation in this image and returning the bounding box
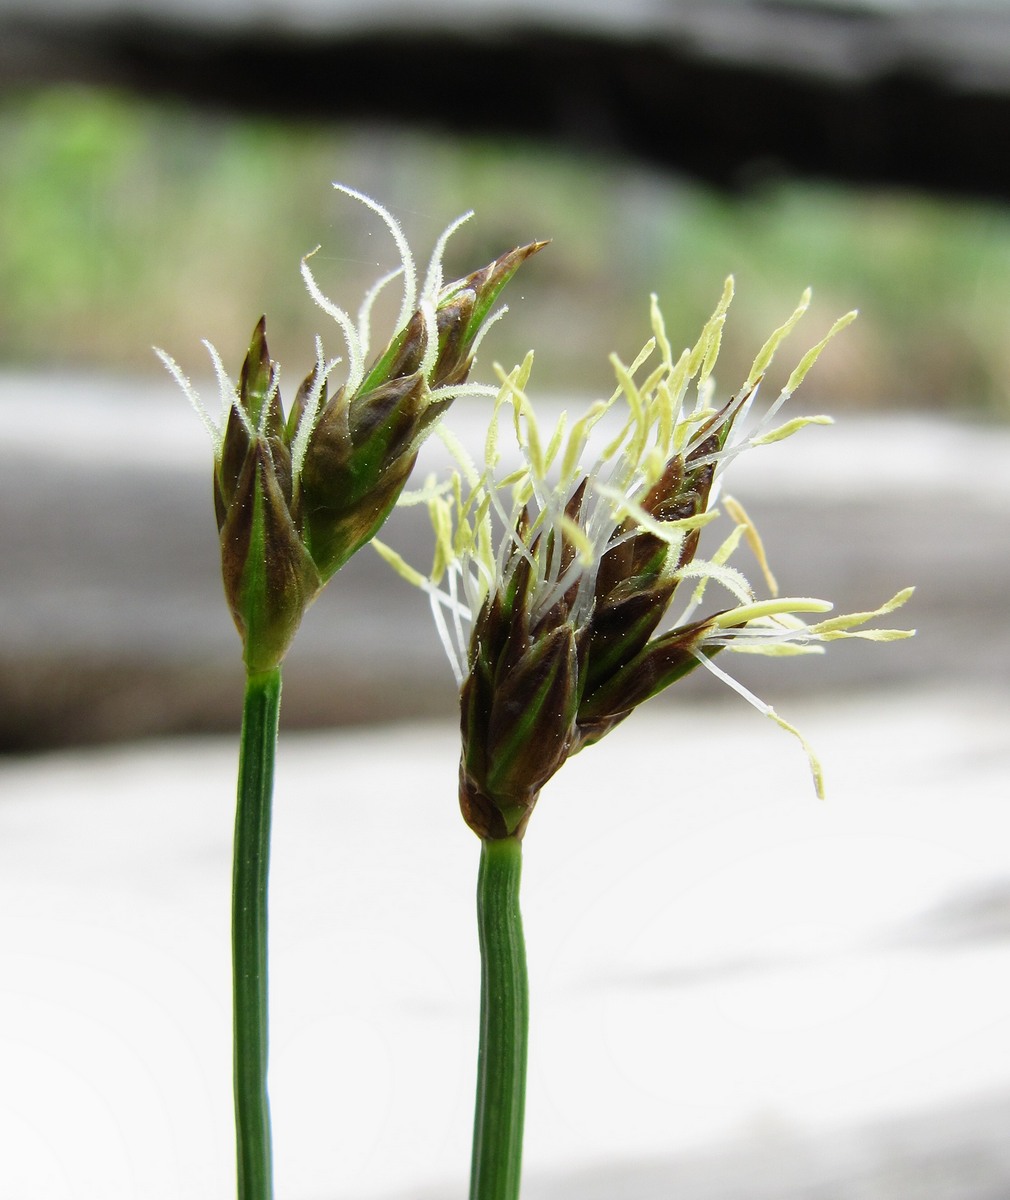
[2,85,1008,415]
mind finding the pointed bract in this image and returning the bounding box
[160,191,544,672]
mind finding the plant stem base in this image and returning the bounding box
[470,835,529,1200]
[233,667,282,1200]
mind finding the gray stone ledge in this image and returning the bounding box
[3,1,1010,198]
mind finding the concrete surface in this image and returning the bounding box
[1,686,1008,1197]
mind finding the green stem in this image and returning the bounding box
[233,666,282,1200]
[470,836,529,1200]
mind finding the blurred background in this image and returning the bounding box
[1,1,1009,1198]
[2,0,1010,749]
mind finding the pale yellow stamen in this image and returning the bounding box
[371,538,429,589]
[807,587,915,636]
[559,515,596,565]
[712,597,834,628]
[698,312,726,392]
[687,276,734,379]
[649,293,673,370]
[746,287,812,389]
[751,415,834,446]
[771,709,827,800]
[561,399,611,483]
[723,496,779,595]
[783,310,858,397]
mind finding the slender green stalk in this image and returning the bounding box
[232,666,282,1200]
[470,836,529,1200]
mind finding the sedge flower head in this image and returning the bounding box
[157,184,544,675]
[377,280,914,837]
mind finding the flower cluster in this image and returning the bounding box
[159,185,544,674]
[377,280,913,837]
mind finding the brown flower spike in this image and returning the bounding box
[378,280,914,836]
[159,186,544,674]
